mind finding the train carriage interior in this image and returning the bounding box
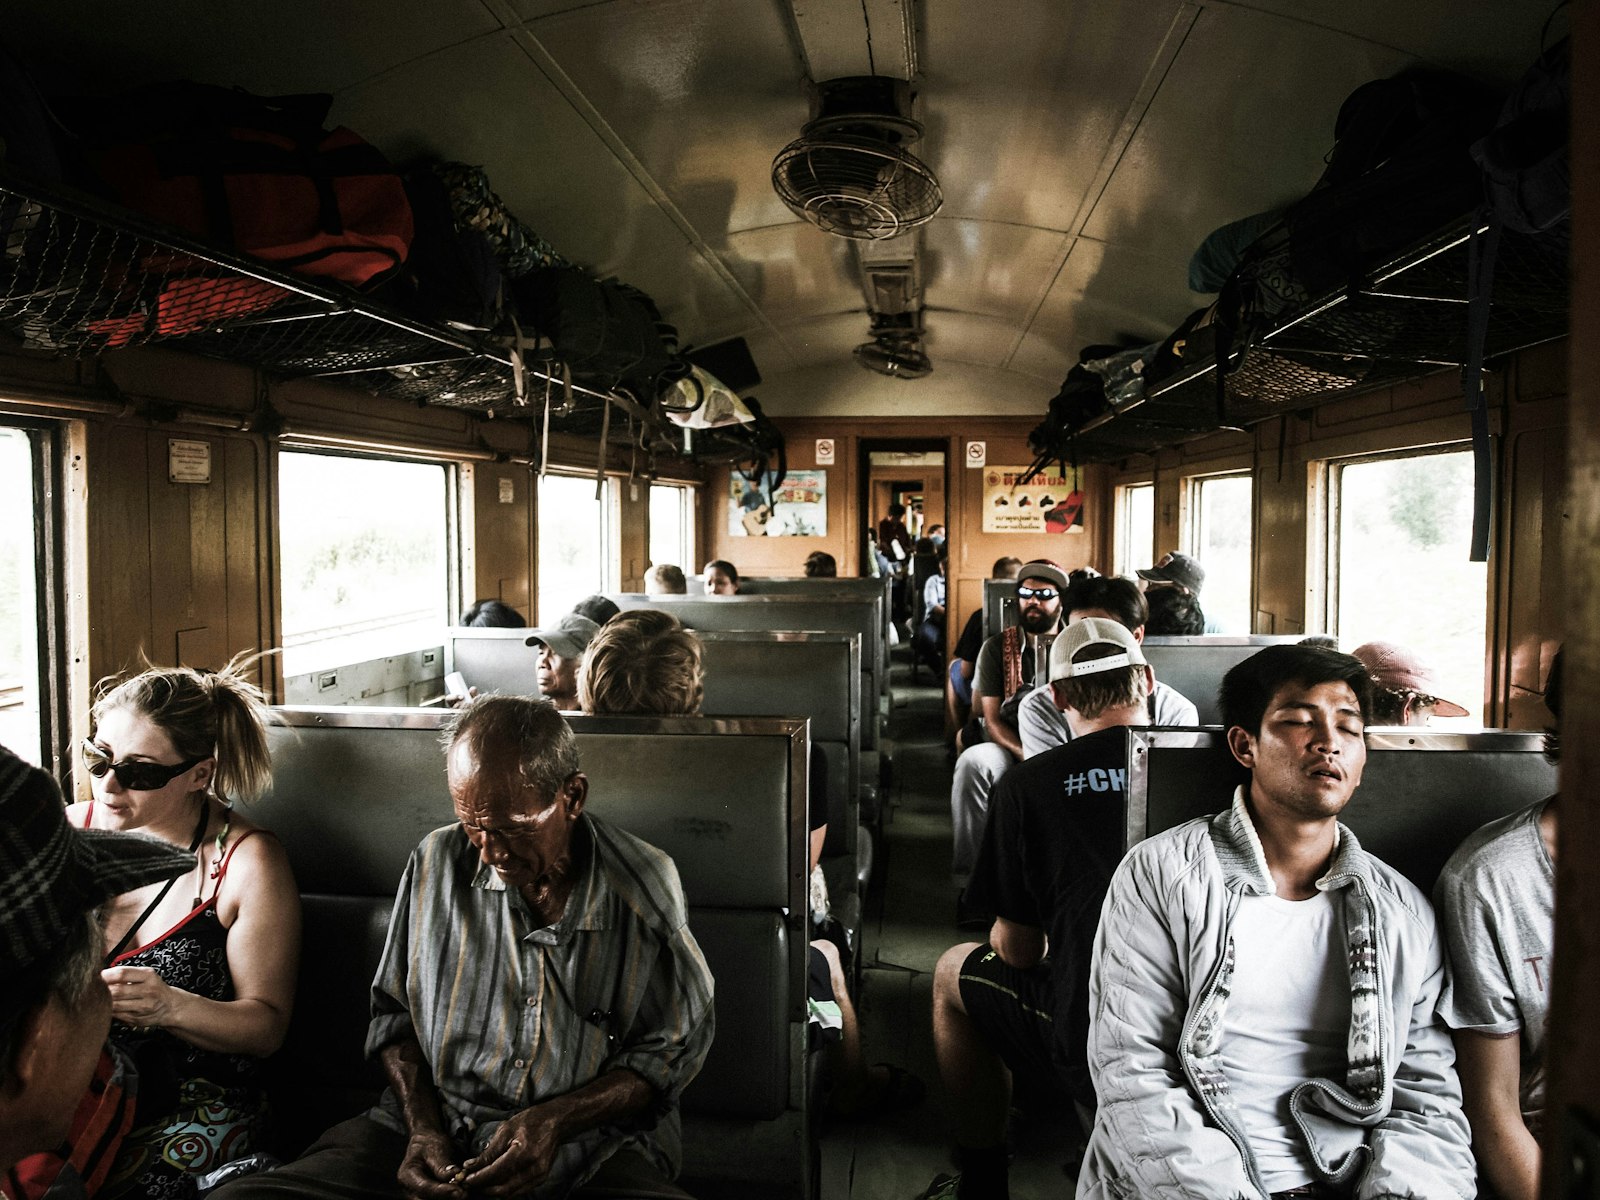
[1,0,1596,1196]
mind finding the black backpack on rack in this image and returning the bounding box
[1027,347,1121,459]
[1281,69,1503,298]
[512,266,678,397]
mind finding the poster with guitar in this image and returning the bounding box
[729,469,828,536]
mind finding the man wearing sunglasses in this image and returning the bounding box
[950,561,1068,908]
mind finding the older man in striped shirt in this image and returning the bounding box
[219,698,714,1199]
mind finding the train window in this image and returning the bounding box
[1113,482,1154,577]
[278,452,452,676]
[1328,447,1486,722]
[648,482,695,577]
[1186,471,1253,633]
[538,473,613,621]
[0,427,43,763]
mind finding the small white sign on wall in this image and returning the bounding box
[168,439,211,485]
[498,477,515,504]
[815,438,835,465]
[966,441,987,468]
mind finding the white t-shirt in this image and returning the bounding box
[1222,890,1360,1191]
[1016,678,1199,759]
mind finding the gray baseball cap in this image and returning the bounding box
[525,612,601,659]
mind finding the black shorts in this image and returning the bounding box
[956,944,1062,1096]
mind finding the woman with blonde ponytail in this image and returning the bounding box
[66,651,299,1198]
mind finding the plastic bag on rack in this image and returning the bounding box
[1080,342,1159,410]
[660,365,754,429]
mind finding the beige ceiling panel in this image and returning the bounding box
[716,226,861,323]
[921,220,1070,323]
[757,360,1057,419]
[922,313,1044,372]
[1009,239,1203,382]
[1226,0,1558,84]
[1081,4,1415,265]
[771,313,873,371]
[8,0,500,94]
[526,0,809,236]
[732,329,805,380]
[918,0,1187,230]
[334,37,753,340]
[507,1,616,20]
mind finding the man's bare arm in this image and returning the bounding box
[977,693,1022,759]
[381,1037,465,1200]
[1454,1029,1538,1200]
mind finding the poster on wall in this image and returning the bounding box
[980,466,1084,534]
[729,469,828,536]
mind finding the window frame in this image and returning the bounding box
[1112,480,1155,578]
[1320,441,1483,643]
[0,418,73,774]
[535,469,617,623]
[1181,467,1255,632]
[648,480,697,578]
[274,447,461,677]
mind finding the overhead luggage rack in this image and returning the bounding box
[1065,215,1569,462]
[0,174,759,460]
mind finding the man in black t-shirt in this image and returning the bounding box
[916,619,1151,1200]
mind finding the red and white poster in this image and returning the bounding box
[980,466,1084,534]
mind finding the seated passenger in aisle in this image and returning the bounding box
[572,594,621,627]
[214,698,715,1200]
[1144,583,1206,636]
[917,619,1151,1200]
[918,547,947,668]
[702,559,739,595]
[0,744,193,1183]
[949,562,1066,885]
[461,598,526,628]
[1433,648,1561,1200]
[524,612,602,709]
[1351,641,1470,725]
[804,550,838,577]
[1136,551,1221,633]
[1077,645,1474,1198]
[1016,574,1198,759]
[577,610,923,1122]
[645,563,688,595]
[947,558,1022,742]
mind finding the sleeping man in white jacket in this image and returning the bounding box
[1077,643,1475,1200]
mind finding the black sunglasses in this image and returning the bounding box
[81,740,208,791]
[1016,585,1059,601]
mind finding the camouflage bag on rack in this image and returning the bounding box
[432,162,567,278]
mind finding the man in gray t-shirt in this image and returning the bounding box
[1434,799,1554,1200]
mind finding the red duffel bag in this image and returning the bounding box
[87,83,412,290]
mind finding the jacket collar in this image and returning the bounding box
[1209,787,1364,897]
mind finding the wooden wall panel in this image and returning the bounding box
[617,473,649,594]
[470,463,535,622]
[87,424,266,683]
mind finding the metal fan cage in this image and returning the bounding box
[772,134,943,240]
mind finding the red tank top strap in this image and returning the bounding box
[201,826,266,903]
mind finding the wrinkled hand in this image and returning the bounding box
[396,1129,465,1200]
[459,1106,563,1197]
[101,966,179,1029]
